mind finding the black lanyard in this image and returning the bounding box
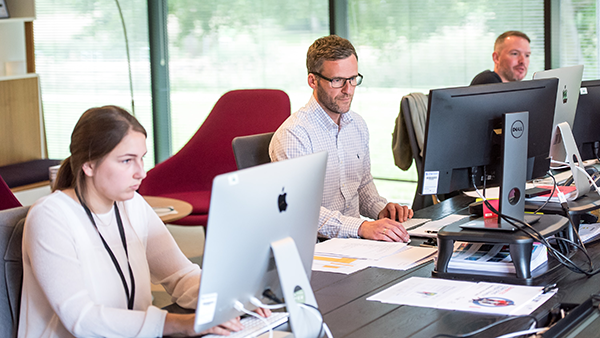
[75,189,136,310]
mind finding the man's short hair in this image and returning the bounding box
[306,35,358,74]
[494,31,530,52]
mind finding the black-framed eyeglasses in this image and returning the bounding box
[312,72,363,88]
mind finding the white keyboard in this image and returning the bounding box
[203,312,289,338]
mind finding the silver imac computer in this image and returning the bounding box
[532,64,583,133]
[532,65,583,162]
[194,152,327,338]
[533,65,587,198]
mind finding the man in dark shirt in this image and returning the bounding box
[471,31,531,85]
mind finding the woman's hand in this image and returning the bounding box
[163,307,271,336]
[254,307,272,318]
[164,313,243,337]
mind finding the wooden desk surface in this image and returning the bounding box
[143,196,193,223]
[311,194,600,337]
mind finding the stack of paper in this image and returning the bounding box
[447,242,548,274]
[367,276,555,316]
[579,223,600,243]
[314,238,409,260]
[312,238,437,274]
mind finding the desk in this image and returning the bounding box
[165,194,600,337]
[311,194,600,337]
[143,196,193,223]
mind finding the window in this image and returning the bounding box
[39,1,595,207]
[347,0,545,202]
[35,0,154,167]
[558,0,599,79]
[167,0,329,152]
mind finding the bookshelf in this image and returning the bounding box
[0,0,45,167]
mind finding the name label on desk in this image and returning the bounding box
[423,171,439,194]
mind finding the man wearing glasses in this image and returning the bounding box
[270,35,413,242]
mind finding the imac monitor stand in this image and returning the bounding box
[194,152,327,338]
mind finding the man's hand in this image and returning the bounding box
[358,218,410,242]
[378,202,413,222]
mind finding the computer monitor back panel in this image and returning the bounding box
[573,80,600,161]
[421,79,558,195]
[194,152,327,332]
[532,65,583,131]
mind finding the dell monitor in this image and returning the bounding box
[572,80,600,161]
[421,78,558,196]
[420,79,558,229]
[194,152,327,337]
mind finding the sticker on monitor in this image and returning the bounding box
[423,171,439,195]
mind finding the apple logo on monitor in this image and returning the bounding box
[563,85,568,104]
[278,188,288,212]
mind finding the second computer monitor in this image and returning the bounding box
[532,64,583,131]
[572,79,600,161]
[421,78,558,195]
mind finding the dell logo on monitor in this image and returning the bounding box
[511,120,524,139]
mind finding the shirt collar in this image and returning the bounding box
[308,94,354,129]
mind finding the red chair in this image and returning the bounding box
[0,175,21,211]
[138,89,291,228]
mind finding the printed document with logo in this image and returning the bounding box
[367,277,548,315]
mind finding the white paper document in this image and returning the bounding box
[369,246,437,270]
[313,239,437,274]
[312,255,371,274]
[314,238,409,260]
[400,217,431,230]
[367,277,548,315]
[579,223,600,243]
[407,214,468,238]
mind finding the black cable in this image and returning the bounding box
[532,171,556,214]
[483,166,487,197]
[479,191,592,275]
[472,169,600,277]
[263,289,284,304]
[473,176,569,269]
[431,315,538,338]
